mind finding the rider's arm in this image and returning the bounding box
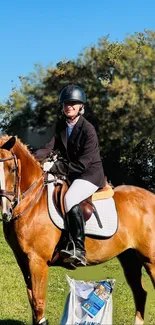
[34,137,55,161]
[68,125,100,175]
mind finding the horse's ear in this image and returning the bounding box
[1,136,16,151]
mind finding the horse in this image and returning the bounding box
[0,135,155,325]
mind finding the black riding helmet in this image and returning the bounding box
[59,84,86,104]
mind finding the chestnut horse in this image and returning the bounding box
[0,135,155,325]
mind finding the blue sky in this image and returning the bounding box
[0,0,154,102]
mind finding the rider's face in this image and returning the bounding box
[63,101,83,119]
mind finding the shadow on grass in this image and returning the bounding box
[0,321,25,325]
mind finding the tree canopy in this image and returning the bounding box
[0,30,155,188]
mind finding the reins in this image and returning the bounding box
[10,173,63,221]
[0,149,47,222]
[12,176,46,221]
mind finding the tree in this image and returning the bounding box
[1,30,155,186]
[121,138,155,192]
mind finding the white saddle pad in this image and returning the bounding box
[47,174,118,238]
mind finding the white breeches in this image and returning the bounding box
[64,179,98,213]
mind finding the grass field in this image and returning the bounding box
[0,223,155,325]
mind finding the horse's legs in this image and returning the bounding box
[13,250,48,324]
[28,255,49,324]
[118,249,147,325]
[144,260,155,288]
[27,285,48,325]
[12,251,37,324]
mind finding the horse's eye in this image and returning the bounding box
[10,166,16,173]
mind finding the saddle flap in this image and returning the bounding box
[52,181,93,222]
[80,201,93,222]
[53,181,68,217]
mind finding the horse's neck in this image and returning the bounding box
[14,143,42,193]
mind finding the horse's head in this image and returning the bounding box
[0,135,43,222]
[0,136,17,220]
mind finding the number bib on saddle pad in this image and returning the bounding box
[47,174,118,238]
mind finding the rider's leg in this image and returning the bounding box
[60,179,98,266]
[62,204,86,266]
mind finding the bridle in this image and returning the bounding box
[0,150,19,204]
[0,149,46,222]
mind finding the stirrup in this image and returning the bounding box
[70,254,86,266]
[60,237,75,259]
[63,253,86,267]
[60,248,73,259]
[63,241,86,266]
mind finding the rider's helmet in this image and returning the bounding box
[58,84,86,104]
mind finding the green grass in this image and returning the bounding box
[0,223,155,324]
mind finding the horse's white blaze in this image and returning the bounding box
[0,161,7,214]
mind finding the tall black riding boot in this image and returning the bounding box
[60,204,86,266]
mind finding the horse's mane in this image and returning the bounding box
[0,135,41,168]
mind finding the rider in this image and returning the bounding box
[35,84,104,266]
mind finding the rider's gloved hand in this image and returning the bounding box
[49,160,68,176]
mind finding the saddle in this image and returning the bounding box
[53,178,114,224]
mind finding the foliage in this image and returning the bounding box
[121,137,155,192]
[0,99,15,131]
[0,30,155,187]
